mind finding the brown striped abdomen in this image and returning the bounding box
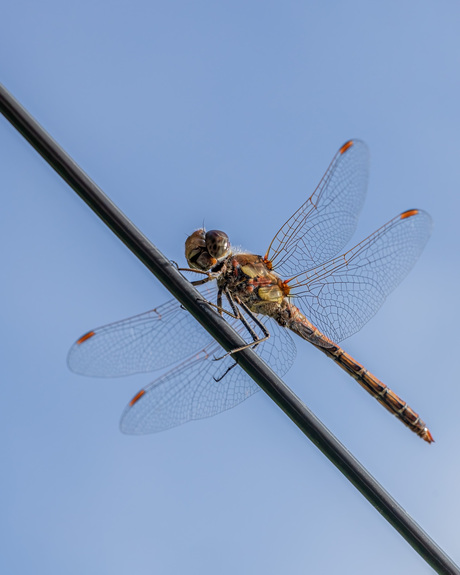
[281,305,434,443]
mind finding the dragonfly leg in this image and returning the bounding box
[173,263,220,286]
[197,286,247,321]
[213,360,239,382]
[191,276,215,287]
[213,290,271,361]
[198,296,241,320]
[230,296,267,345]
[176,265,209,275]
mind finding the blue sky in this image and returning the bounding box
[1,2,460,573]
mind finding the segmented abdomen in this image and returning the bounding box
[279,303,433,443]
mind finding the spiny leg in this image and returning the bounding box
[213,289,271,361]
[213,290,270,381]
[198,292,241,321]
[191,276,215,287]
[173,262,220,286]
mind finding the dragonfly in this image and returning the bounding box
[68,140,433,442]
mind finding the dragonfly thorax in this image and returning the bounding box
[216,253,290,317]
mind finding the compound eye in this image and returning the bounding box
[205,230,230,259]
[185,229,209,270]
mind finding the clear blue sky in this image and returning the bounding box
[1,2,460,573]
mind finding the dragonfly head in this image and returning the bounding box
[185,229,231,271]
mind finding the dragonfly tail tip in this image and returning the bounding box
[422,428,435,444]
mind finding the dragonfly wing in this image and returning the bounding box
[265,140,369,277]
[67,285,219,377]
[120,349,257,433]
[290,209,432,342]
[120,314,297,434]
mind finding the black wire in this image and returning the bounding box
[1,83,458,575]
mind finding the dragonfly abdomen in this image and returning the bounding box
[328,347,433,443]
[278,303,434,443]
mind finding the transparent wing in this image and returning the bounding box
[120,316,297,434]
[67,285,221,377]
[289,209,432,342]
[69,281,297,433]
[265,140,369,277]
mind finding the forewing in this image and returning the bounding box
[265,140,369,277]
[120,314,297,434]
[290,210,432,342]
